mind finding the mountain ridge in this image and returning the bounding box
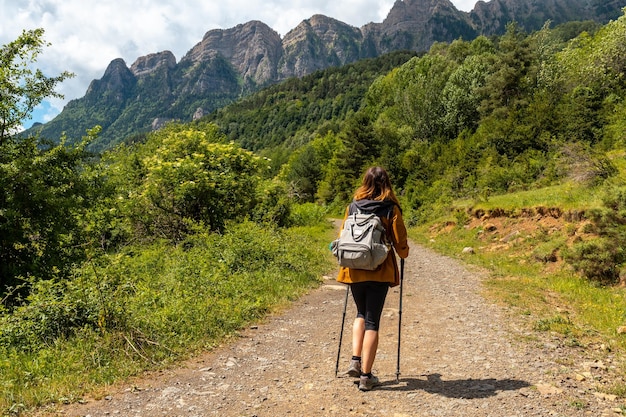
[26,0,626,150]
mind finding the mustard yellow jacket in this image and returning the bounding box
[336,201,409,287]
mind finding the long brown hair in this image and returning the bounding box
[353,166,400,205]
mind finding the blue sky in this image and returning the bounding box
[0,0,480,129]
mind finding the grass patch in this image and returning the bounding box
[454,182,606,212]
[0,220,337,415]
[411,213,626,353]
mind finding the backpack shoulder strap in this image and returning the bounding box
[382,203,398,244]
[387,204,394,220]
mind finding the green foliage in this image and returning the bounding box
[562,185,626,284]
[0,126,101,297]
[0,277,98,351]
[562,237,623,284]
[558,13,626,93]
[103,123,268,241]
[549,20,601,42]
[604,99,626,148]
[140,130,263,234]
[0,30,101,301]
[0,28,73,141]
[0,222,335,413]
[479,23,537,117]
[441,53,493,136]
[288,203,329,227]
[280,144,323,202]
[250,179,292,227]
[389,53,457,141]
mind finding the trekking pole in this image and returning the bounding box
[396,258,405,382]
[335,284,350,377]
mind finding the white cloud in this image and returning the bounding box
[1,0,480,123]
[455,0,478,12]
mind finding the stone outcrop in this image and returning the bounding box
[182,21,283,87]
[369,0,476,53]
[130,51,176,77]
[84,58,136,101]
[469,0,617,35]
[279,15,364,79]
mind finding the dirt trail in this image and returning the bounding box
[45,241,624,417]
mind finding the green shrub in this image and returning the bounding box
[531,239,566,263]
[104,124,270,243]
[600,185,626,213]
[559,186,626,284]
[0,278,96,351]
[562,238,623,284]
[289,203,329,227]
[251,179,292,227]
[453,209,471,227]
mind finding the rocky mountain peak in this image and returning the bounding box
[101,58,130,80]
[85,58,135,98]
[469,0,598,34]
[182,20,282,85]
[373,0,474,52]
[280,15,363,78]
[384,0,459,25]
[130,51,177,77]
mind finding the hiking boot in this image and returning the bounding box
[345,359,361,377]
[359,374,381,391]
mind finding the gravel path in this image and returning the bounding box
[48,241,625,417]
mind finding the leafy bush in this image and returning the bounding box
[453,209,471,227]
[250,179,292,227]
[0,278,96,351]
[0,131,101,297]
[138,128,265,235]
[289,203,329,227]
[561,186,626,284]
[562,237,623,284]
[102,124,271,242]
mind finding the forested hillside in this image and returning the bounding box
[22,0,626,151]
[199,51,418,167]
[3,10,626,414]
[203,18,619,223]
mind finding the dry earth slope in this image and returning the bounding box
[44,240,625,417]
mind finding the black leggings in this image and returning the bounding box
[350,281,389,331]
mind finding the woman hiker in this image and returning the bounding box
[337,166,410,391]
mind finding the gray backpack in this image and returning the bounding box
[331,209,390,270]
